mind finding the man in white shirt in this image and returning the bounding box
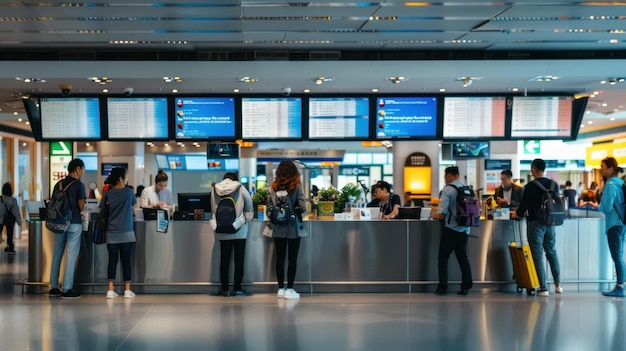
[140,170,173,208]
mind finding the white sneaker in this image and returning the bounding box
[537,289,549,297]
[277,288,285,299]
[555,285,563,294]
[283,288,300,300]
[106,290,118,299]
[124,290,135,298]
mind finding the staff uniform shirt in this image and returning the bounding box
[100,187,136,244]
[598,176,626,231]
[367,193,402,216]
[437,180,470,234]
[140,185,173,208]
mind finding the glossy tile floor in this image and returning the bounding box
[2,235,625,351]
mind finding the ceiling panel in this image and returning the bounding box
[361,19,487,31]
[242,6,378,17]
[497,5,626,18]
[374,4,509,18]
[478,19,626,31]
[489,41,626,50]
[283,31,462,42]
[242,19,366,31]
[35,19,243,32]
[464,31,626,42]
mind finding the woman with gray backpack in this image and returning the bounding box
[266,161,307,300]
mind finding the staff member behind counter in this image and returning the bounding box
[140,170,173,208]
[494,169,523,208]
[367,181,401,220]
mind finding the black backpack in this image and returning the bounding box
[532,179,565,226]
[46,179,78,233]
[214,190,243,234]
[271,191,295,225]
[446,184,480,227]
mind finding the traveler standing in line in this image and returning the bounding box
[598,157,626,297]
[103,167,137,299]
[515,158,563,297]
[563,180,578,209]
[432,166,473,296]
[266,161,306,300]
[211,172,254,296]
[49,158,86,299]
[1,182,22,254]
[494,169,523,209]
[140,170,173,208]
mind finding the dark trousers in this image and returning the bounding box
[438,226,473,291]
[107,242,134,281]
[1,217,16,249]
[220,239,246,291]
[274,237,301,289]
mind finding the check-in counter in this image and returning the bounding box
[25,217,614,294]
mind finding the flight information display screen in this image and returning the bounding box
[308,97,370,139]
[375,97,438,139]
[443,97,506,139]
[173,97,235,139]
[241,97,302,139]
[510,96,573,138]
[107,97,169,140]
[40,97,101,140]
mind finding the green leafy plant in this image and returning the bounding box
[252,186,269,204]
[318,186,341,202]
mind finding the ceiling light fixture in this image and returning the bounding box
[89,76,113,84]
[386,76,408,84]
[371,88,379,93]
[236,77,258,83]
[455,76,482,87]
[529,75,560,82]
[602,77,625,85]
[16,77,46,83]
[312,77,334,85]
[163,76,182,83]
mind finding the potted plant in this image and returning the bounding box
[317,186,341,219]
[252,186,269,220]
[338,183,362,213]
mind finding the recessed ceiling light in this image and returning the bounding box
[313,77,334,85]
[601,102,608,107]
[386,76,408,84]
[236,77,258,83]
[13,112,18,115]
[303,89,311,93]
[102,88,109,93]
[610,117,616,120]
[371,88,379,93]
[512,87,519,92]
[164,143,169,147]
[163,76,183,83]
[25,121,30,125]
[233,89,240,93]
[17,117,22,122]
[171,89,178,93]
[580,124,585,128]
[89,76,112,84]
[439,88,446,92]
[587,120,593,124]
[86,143,90,147]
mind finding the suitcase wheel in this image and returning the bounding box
[526,289,535,296]
[516,287,523,293]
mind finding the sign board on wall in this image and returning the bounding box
[585,141,626,168]
[49,141,73,197]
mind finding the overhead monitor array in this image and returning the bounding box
[27,94,586,142]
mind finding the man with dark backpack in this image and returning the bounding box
[48,158,86,299]
[432,166,474,296]
[516,158,563,297]
[209,172,253,297]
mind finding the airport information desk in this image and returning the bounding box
[26,216,613,294]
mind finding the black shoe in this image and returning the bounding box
[434,289,447,296]
[48,288,62,297]
[457,289,469,296]
[60,290,82,299]
[7,249,16,255]
[4,246,13,253]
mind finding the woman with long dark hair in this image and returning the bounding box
[266,161,306,299]
[102,167,137,299]
[1,182,21,254]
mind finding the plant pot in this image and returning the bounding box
[317,201,335,220]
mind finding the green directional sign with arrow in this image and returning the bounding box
[523,140,541,154]
[49,141,74,196]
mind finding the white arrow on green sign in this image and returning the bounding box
[524,140,540,154]
[50,141,72,156]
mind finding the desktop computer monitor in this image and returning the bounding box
[177,192,212,216]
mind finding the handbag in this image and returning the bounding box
[262,223,273,238]
[92,194,109,245]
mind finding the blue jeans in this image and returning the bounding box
[607,225,626,285]
[527,220,561,289]
[50,223,83,291]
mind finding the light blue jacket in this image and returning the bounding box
[437,180,470,234]
[598,176,625,231]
